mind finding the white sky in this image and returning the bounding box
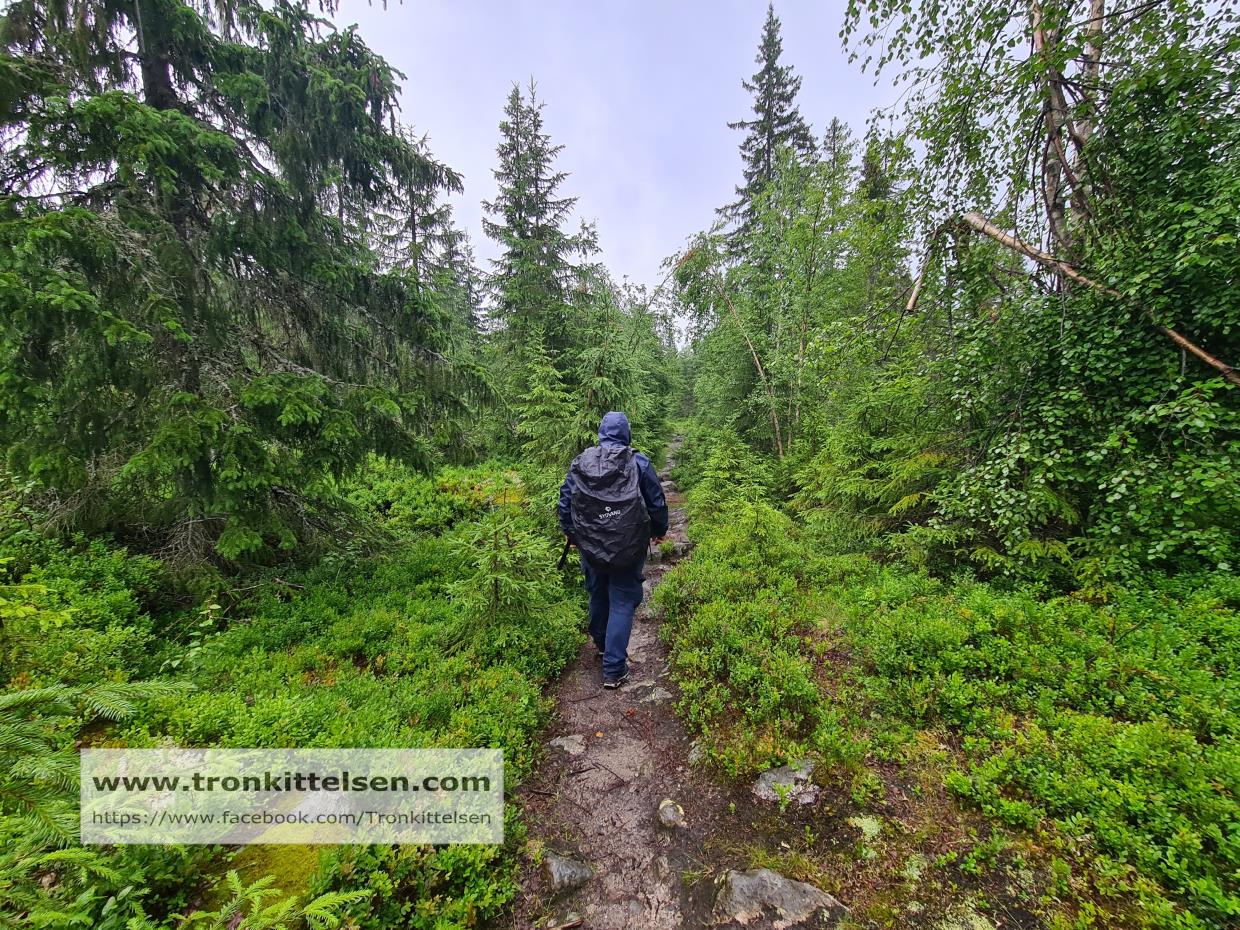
[331,0,901,290]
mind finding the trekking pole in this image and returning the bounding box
[557,537,572,570]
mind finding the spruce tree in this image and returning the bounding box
[858,132,895,203]
[724,3,817,234]
[376,129,464,295]
[822,118,855,182]
[482,81,591,361]
[516,337,577,466]
[0,1,473,561]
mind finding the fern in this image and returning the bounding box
[166,871,368,930]
[1,682,189,839]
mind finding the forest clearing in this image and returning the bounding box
[0,1,1236,929]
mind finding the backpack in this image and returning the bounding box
[568,445,651,569]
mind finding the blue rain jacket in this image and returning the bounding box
[558,411,669,539]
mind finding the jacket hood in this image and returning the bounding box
[598,411,631,446]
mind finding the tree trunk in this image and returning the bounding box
[960,211,1240,387]
[713,281,786,457]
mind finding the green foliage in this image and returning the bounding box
[0,528,167,687]
[672,426,772,519]
[515,339,580,467]
[0,457,583,927]
[0,681,190,927]
[0,0,481,561]
[128,870,366,930]
[840,570,1240,929]
[789,361,952,560]
[685,2,1240,585]
[655,453,875,773]
[309,827,523,930]
[661,444,1239,928]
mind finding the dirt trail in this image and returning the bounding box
[513,439,729,929]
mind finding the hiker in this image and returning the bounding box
[558,411,669,689]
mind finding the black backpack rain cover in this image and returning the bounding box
[568,445,651,569]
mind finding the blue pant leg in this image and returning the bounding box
[602,557,645,680]
[581,555,610,652]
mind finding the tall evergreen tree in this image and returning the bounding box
[858,131,895,203]
[482,81,592,360]
[822,118,855,181]
[0,0,473,561]
[438,230,486,335]
[724,3,817,233]
[375,129,463,291]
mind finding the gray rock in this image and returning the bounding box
[656,798,686,829]
[688,741,706,766]
[751,758,820,806]
[653,855,671,879]
[543,852,592,895]
[640,686,674,704]
[712,868,849,929]
[549,734,585,756]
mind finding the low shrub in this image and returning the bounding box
[1,458,586,928]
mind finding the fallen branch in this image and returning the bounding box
[960,211,1240,387]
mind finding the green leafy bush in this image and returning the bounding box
[838,570,1239,927]
[663,432,1237,927]
[1,458,586,927]
[0,529,167,687]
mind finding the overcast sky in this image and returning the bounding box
[331,1,900,290]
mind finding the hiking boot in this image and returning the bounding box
[602,672,630,690]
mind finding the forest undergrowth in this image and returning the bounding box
[654,425,1238,930]
[2,1,1237,928]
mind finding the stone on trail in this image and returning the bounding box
[542,852,592,896]
[688,740,706,765]
[638,601,665,623]
[712,868,849,929]
[640,686,673,704]
[751,758,820,806]
[549,734,586,756]
[656,797,686,829]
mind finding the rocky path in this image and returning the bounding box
[511,441,850,930]
[512,440,724,929]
